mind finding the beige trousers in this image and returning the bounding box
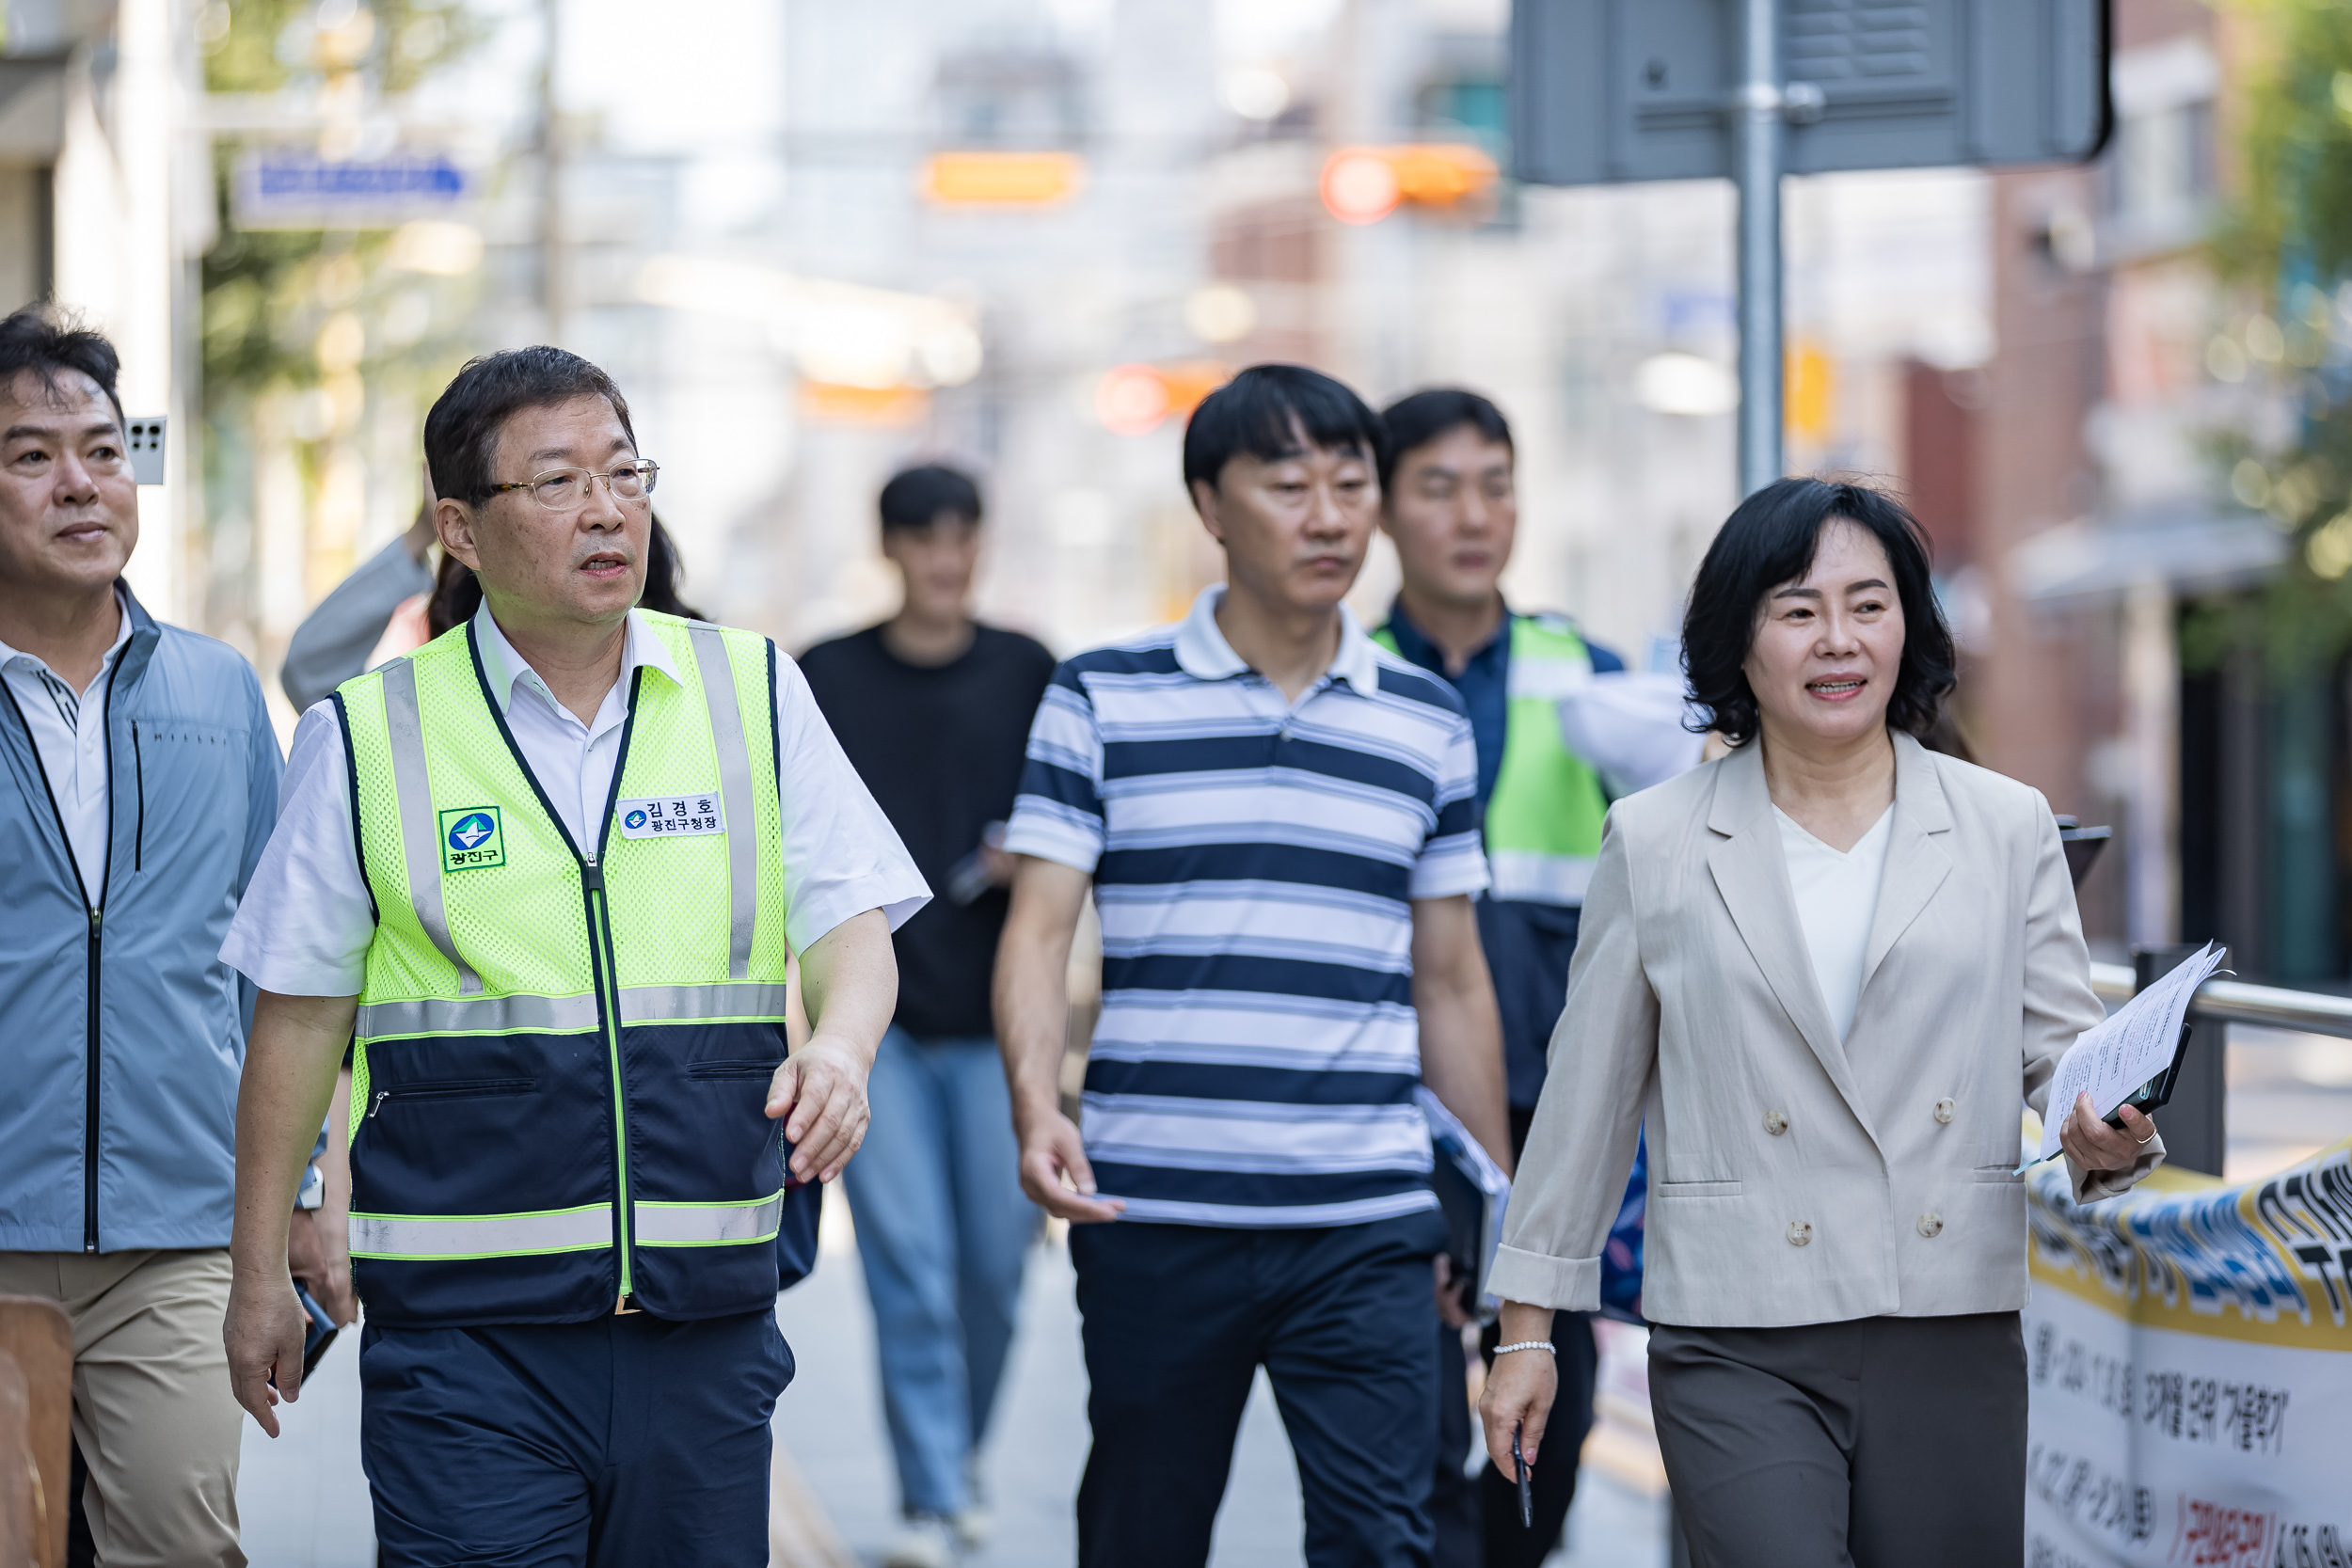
[0,1248,245,1568]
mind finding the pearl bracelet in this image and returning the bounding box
[1494,1341,1554,1356]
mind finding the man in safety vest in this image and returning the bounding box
[1374,388,1696,1568]
[220,347,928,1565]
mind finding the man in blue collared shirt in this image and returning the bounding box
[1374,389,1649,1568]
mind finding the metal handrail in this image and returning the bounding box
[2088,960,2352,1039]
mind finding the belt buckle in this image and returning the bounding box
[613,1291,643,1316]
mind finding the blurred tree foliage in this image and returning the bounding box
[200,0,484,390]
[2190,0,2352,675]
[198,0,486,617]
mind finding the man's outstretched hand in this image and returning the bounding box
[224,1265,312,1438]
[767,1034,873,1183]
[1016,1106,1124,1224]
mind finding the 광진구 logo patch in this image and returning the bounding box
[438,806,506,870]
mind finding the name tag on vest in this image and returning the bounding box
[616,795,724,839]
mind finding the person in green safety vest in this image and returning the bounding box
[218,347,930,1566]
[1374,388,1698,1568]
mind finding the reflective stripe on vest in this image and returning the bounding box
[353,984,800,1038]
[1372,613,1611,907]
[1484,618,1607,903]
[634,1190,787,1247]
[1486,848,1596,905]
[686,621,760,979]
[355,991,598,1039]
[1505,650,1590,702]
[617,982,795,1026]
[349,1202,613,1260]
[381,657,485,996]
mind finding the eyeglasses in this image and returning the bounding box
[490,459,660,513]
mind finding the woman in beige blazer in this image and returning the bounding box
[1477,478,2164,1568]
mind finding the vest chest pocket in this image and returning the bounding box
[367,1077,536,1117]
[684,1060,781,1081]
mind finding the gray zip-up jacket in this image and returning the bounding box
[0,586,281,1253]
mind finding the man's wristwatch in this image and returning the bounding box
[295,1164,326,1212]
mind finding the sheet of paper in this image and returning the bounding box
[2034,942,2223,1162]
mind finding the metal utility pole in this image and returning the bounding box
[1732,0,1784,498]
[537,0,565,344]
[1514,0,2108,499]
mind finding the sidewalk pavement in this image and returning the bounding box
[771,1192,1672,1568]
[234,1196,1670,1566]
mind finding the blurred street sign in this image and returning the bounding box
[1511,0,2110,186]
[231,150,469,231]
[1510,0,2110,495]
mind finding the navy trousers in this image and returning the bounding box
[359,1308,794,1568]
[1070,1210,1449,1568]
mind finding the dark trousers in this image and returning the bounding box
[1432,1311,1597,1568]
[359,1308,795,1568]
[1070,1211,1449,1568]
[1432,1101,1598,1568]
[1647,1312,2026,1568]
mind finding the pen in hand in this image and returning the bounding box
[1512,1425,1533,1528]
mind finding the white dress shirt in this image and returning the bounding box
[222,605,930,996]
[1774,803,1894,1043]
[0,591,134,901]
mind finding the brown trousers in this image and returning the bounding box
[0,1249,245,1568]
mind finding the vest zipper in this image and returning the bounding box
[460,626,644,1305]
[581,852,633,1298]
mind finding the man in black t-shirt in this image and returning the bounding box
[800,464,1055,1568]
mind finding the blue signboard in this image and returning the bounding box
[232,150,470,230]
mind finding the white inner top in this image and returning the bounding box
[0,590,134,901]
[1774,803,1896,1042]
[219,604,931,997]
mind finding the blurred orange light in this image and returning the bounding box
[1097,365,1172,436]
[1321,144,1499,225]
[1391,143,1498,204]
[1321,150,1401,225]
[800,380,931,426]
[1095,361,1229,436]
[1785,341,1836,442]
[922,151,1084,207]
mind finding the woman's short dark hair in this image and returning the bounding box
[1681,477,1955,746]
[429,513,706,638]
[879,464,983,533]
[422,346,637,505]
[1182,364,1385,496]
[1376,388,1512,491]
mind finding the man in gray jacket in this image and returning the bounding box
[0,306,290,1566]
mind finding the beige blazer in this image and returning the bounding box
[1488,732,2164,1328]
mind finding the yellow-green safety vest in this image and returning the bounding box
[335,610,798,1325]
[1375,613,1609,906]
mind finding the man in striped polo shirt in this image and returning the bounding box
[995,365,1514,1567]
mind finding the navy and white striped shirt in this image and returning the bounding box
[1005,586,1488,1227]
